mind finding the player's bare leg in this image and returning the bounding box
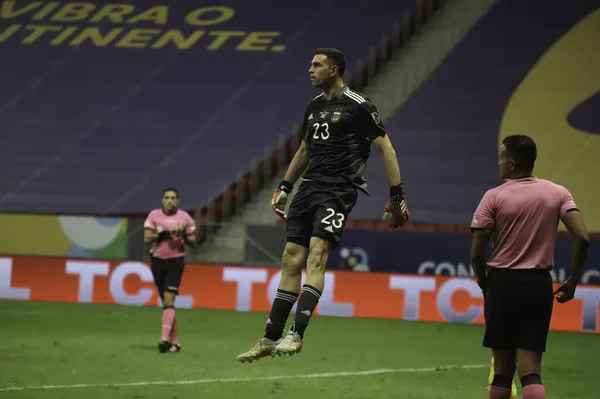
[168,318,180,352]
[516,349,545,399]
[159,291,177,353]
[275,237,330,356]
[488,349,516,399]
[236,243,307,363]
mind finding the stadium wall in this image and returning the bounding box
[0,213,129,259]
[245,225,600,285]
[1,256,599,334]
[1,213,598,284]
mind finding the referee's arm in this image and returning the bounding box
[470,191,495,288]
[143,216,162,243]
[180,216,198,248]
[182,232,197,248]
[144,228,162,243]
[470,229,491,288]
[561,210,590,284]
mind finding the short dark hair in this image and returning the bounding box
[502,135,537,172]
[314,47,346,77]
[163,187,179,198]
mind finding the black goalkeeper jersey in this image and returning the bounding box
[301,85,387,194]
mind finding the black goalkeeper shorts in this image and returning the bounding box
[286,181,358,249]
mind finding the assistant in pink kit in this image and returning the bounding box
[470,135,590,399]
[143,187,196,354]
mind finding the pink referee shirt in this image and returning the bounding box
[144,209,196,259]
[471,177,577,270]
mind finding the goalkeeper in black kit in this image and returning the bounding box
[236,47,411,363]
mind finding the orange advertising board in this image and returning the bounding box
[1,256,598,333]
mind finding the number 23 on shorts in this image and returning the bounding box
[320,207,345,230]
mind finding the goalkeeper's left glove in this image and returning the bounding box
[383,183,410,229]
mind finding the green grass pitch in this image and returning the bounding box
[0,300,596,398]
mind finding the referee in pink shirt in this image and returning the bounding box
[144,187,196,353]
[470,135,590,399]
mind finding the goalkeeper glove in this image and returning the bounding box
[271,180,293,221]
[382,183,410,229]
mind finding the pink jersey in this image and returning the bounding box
[471,177,577,270]
[144,209,196,259]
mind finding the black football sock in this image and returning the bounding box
[264,289,299,341]
[292,284,322,338]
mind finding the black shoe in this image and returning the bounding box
[168,343,181,353]
[158,340,170,353]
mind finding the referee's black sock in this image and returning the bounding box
[490,374,512,399]
[264,289,299,341]
[292,284,322,338]
[521,374,545,399]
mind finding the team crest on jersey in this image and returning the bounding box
[331,111,342,122]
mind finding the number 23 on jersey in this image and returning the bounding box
[312,122,330,140]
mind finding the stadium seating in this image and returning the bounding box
[0,0,418,214]
[352,0,600,226]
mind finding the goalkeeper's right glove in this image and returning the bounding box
[382,183,410,229]
[271,180,293,221]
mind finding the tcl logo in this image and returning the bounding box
[0,258,193,307]
[65,261,194,307]
[222,267,353,316]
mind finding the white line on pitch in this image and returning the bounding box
[0,364,488,392]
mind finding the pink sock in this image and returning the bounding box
[489,386,512,399]
[161,308,176,341]
[523,384,545,399]
[169,315,179,345]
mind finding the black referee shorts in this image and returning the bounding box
[150,256,185,296]
[483,267,554,352]
[286,181,358,249]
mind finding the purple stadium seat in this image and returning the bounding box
[353,0,599,224]
[0,0,417,214]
